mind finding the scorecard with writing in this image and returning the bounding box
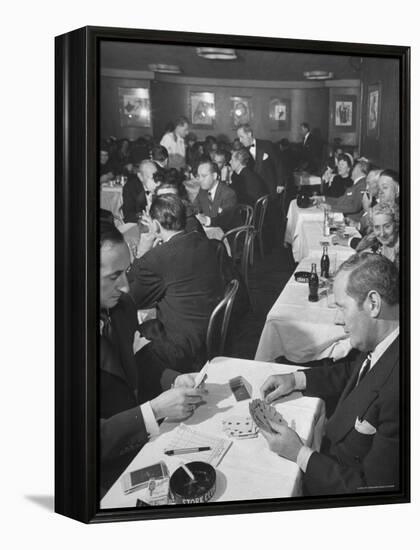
[163,424,232,467]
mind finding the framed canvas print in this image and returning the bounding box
[269,97,291,130]
[190,91,216,128]
[334,95,357,131]
[55,26,410,524]
[231,96,252,128]
[118,87,151,128]
[367,83,381,139]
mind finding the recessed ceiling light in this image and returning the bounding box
[196,47,237,60]
[304,70,334,80]
[149,63,182,74]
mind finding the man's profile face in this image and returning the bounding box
[366,172,379,197]
[100,241,130,309]
[333,270,374,352]
[230,154,240,173]
[301,125,309,137]
[378,176,398,204]
[237,128,253,148]
[176,123,189,139]
[140,164,158,193]
[197,163,217,191]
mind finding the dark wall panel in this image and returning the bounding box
[360,58,400,171]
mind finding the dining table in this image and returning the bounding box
[284,199,360,262]
[255,249,354,364]
[100,356,325,509]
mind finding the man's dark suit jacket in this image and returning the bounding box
[129,231,223,372]
[100,294,177,494]
[122,174,147,223]
[326,177,366,220]
[193,182,238,231]
[231,166,268,207]
[302,337,399,495]
[301,132,321,174]
[249,139,284,194]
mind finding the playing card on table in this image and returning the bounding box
[249,399,287,434]
[222,415,258,439]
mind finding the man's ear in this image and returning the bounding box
[365,289,381,318]
[153,219,162,234]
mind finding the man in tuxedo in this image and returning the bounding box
[260,253,399,495]
[193,160,239,232]
[122,159,158,222]
[129,194,223,373]
[99,220,206,494]
[300,122,321,174]
[237,124,285,247]
[230,148,268,206]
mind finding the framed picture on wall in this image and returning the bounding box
[190,91,216,128]
[231,96,252,128]
[118,87,151,127]
[55,26,410,525]
[367,83,381,139]
[333,95,357,131]
[269,97,291,130]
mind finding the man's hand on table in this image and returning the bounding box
[173,372,202,389]
[260,373,296,403]
[261,424,304,462]
[150,387,206,421]
[331,234,350,247]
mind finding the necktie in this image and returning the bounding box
[356,353,372,387]
[208,191,213,203]
[100,311,112,341]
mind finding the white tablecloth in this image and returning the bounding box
[255,253,354,363]
[101,185,123,223]
[285,200,359,262]
[100,356,325,509]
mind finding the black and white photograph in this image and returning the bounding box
[55,24,409,525]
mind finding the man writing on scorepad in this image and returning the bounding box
[99,219,206,494]
[260,253,400,495]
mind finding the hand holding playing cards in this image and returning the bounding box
[260,374,296,403]
[261,424,303,462]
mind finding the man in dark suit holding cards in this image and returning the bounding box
[99,219,205,493]
[260,253,400,495]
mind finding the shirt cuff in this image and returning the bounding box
[205,216,211,227]
[296,446,315,472]
[140,402,160,437]
[293,371,307,391]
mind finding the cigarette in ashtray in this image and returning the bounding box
[179,461,196,481]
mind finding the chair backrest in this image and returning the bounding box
[237,203,254,226]
[222,224,254,263]
[253,194,269,234]
[206,279,239,361]
[222,225,254,288]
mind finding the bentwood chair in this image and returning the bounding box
[236,203,254,226]
[222,225,254,290]
[251,194,269,264]
[206,279,239,361]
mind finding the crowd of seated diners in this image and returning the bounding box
[99,115,401,498]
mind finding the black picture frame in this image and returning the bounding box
[55,26,410,524]
[333,94,357,131]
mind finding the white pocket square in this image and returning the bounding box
[263,153,269,161]
[354,417,377,435]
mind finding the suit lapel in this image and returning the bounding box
[212,183,224,213]
[254,139,263,171]
[326,337,399,444]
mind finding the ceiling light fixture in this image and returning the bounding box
[303,70,334,80]
[196,47,237,60]
[149,63,182,74]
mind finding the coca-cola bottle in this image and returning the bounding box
[308,263,319,302]
[320,245,330,278]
